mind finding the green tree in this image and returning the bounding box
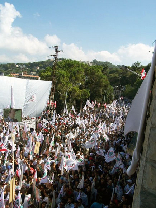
[56,59,89,111]
[84,65,113,103]
[39,66,52,81]
[40,59,114,112]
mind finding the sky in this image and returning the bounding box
[0,0,155,66]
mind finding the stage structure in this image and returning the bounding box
[0,76,52,118]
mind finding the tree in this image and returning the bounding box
[55,60,89,112]
[84,65,113,103]
[39,66,52,81]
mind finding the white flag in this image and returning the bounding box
[125,45,156,176]
[11,86,15,108]
[105,147,116,163]
[77,174,84,189]
[0,190,5,208]
[40,167,48,184]
[86,100,94,108]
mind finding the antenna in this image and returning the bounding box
[152,40,156,46]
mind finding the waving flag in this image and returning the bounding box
[105,147,116,163]
[51,110,56,124]
[16,167,21,178]
[64,159,78,171]
[77,174,84,189]
[16,145,20,158]
[59,156,65,175]
[96,149,104,156]
[111,153,124,173]
[33,169,37,182]
[124,46,156,176]
[86,100,94,108]
[0,143,7,153]
[45,159,51,170]
[49,135,55,151]
[84,133,97,149]
[40,167,48,184]
[0,190,5,208]
[103,133,109,141]
[141,68,146,80]
[14,191,21,208]
[34,186,40,202]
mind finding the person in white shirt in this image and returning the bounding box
[23,194,31,208]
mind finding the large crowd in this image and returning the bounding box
[0,98,136,208]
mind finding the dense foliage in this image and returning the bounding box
[0,59,151,113]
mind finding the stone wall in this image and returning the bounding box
[132,69,156,208]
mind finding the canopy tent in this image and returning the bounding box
[0,76,52,118]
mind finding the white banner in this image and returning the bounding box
[125,44,156,176]
[0,76,52,118]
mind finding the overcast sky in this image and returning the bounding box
[0,1,155,66]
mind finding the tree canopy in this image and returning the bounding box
[0,59,151,113]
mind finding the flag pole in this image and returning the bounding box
[11,87,14,208]
[10,122,14,208]
[12,132,14,208]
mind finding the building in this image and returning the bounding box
[10,72,40,80]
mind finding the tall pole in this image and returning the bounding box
[49,46,62,112]
[12,131,14,208]
[11,87,15,207]
[121,66,141,77]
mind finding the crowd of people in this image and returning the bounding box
[0,98,136,208]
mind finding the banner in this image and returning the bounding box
[124,44,156,176]
[34,142,41,154]
[9,178,15,203]
[0,76,52,118]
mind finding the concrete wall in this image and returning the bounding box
[132,69,156,208]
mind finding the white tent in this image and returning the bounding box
[0,76,52,118]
